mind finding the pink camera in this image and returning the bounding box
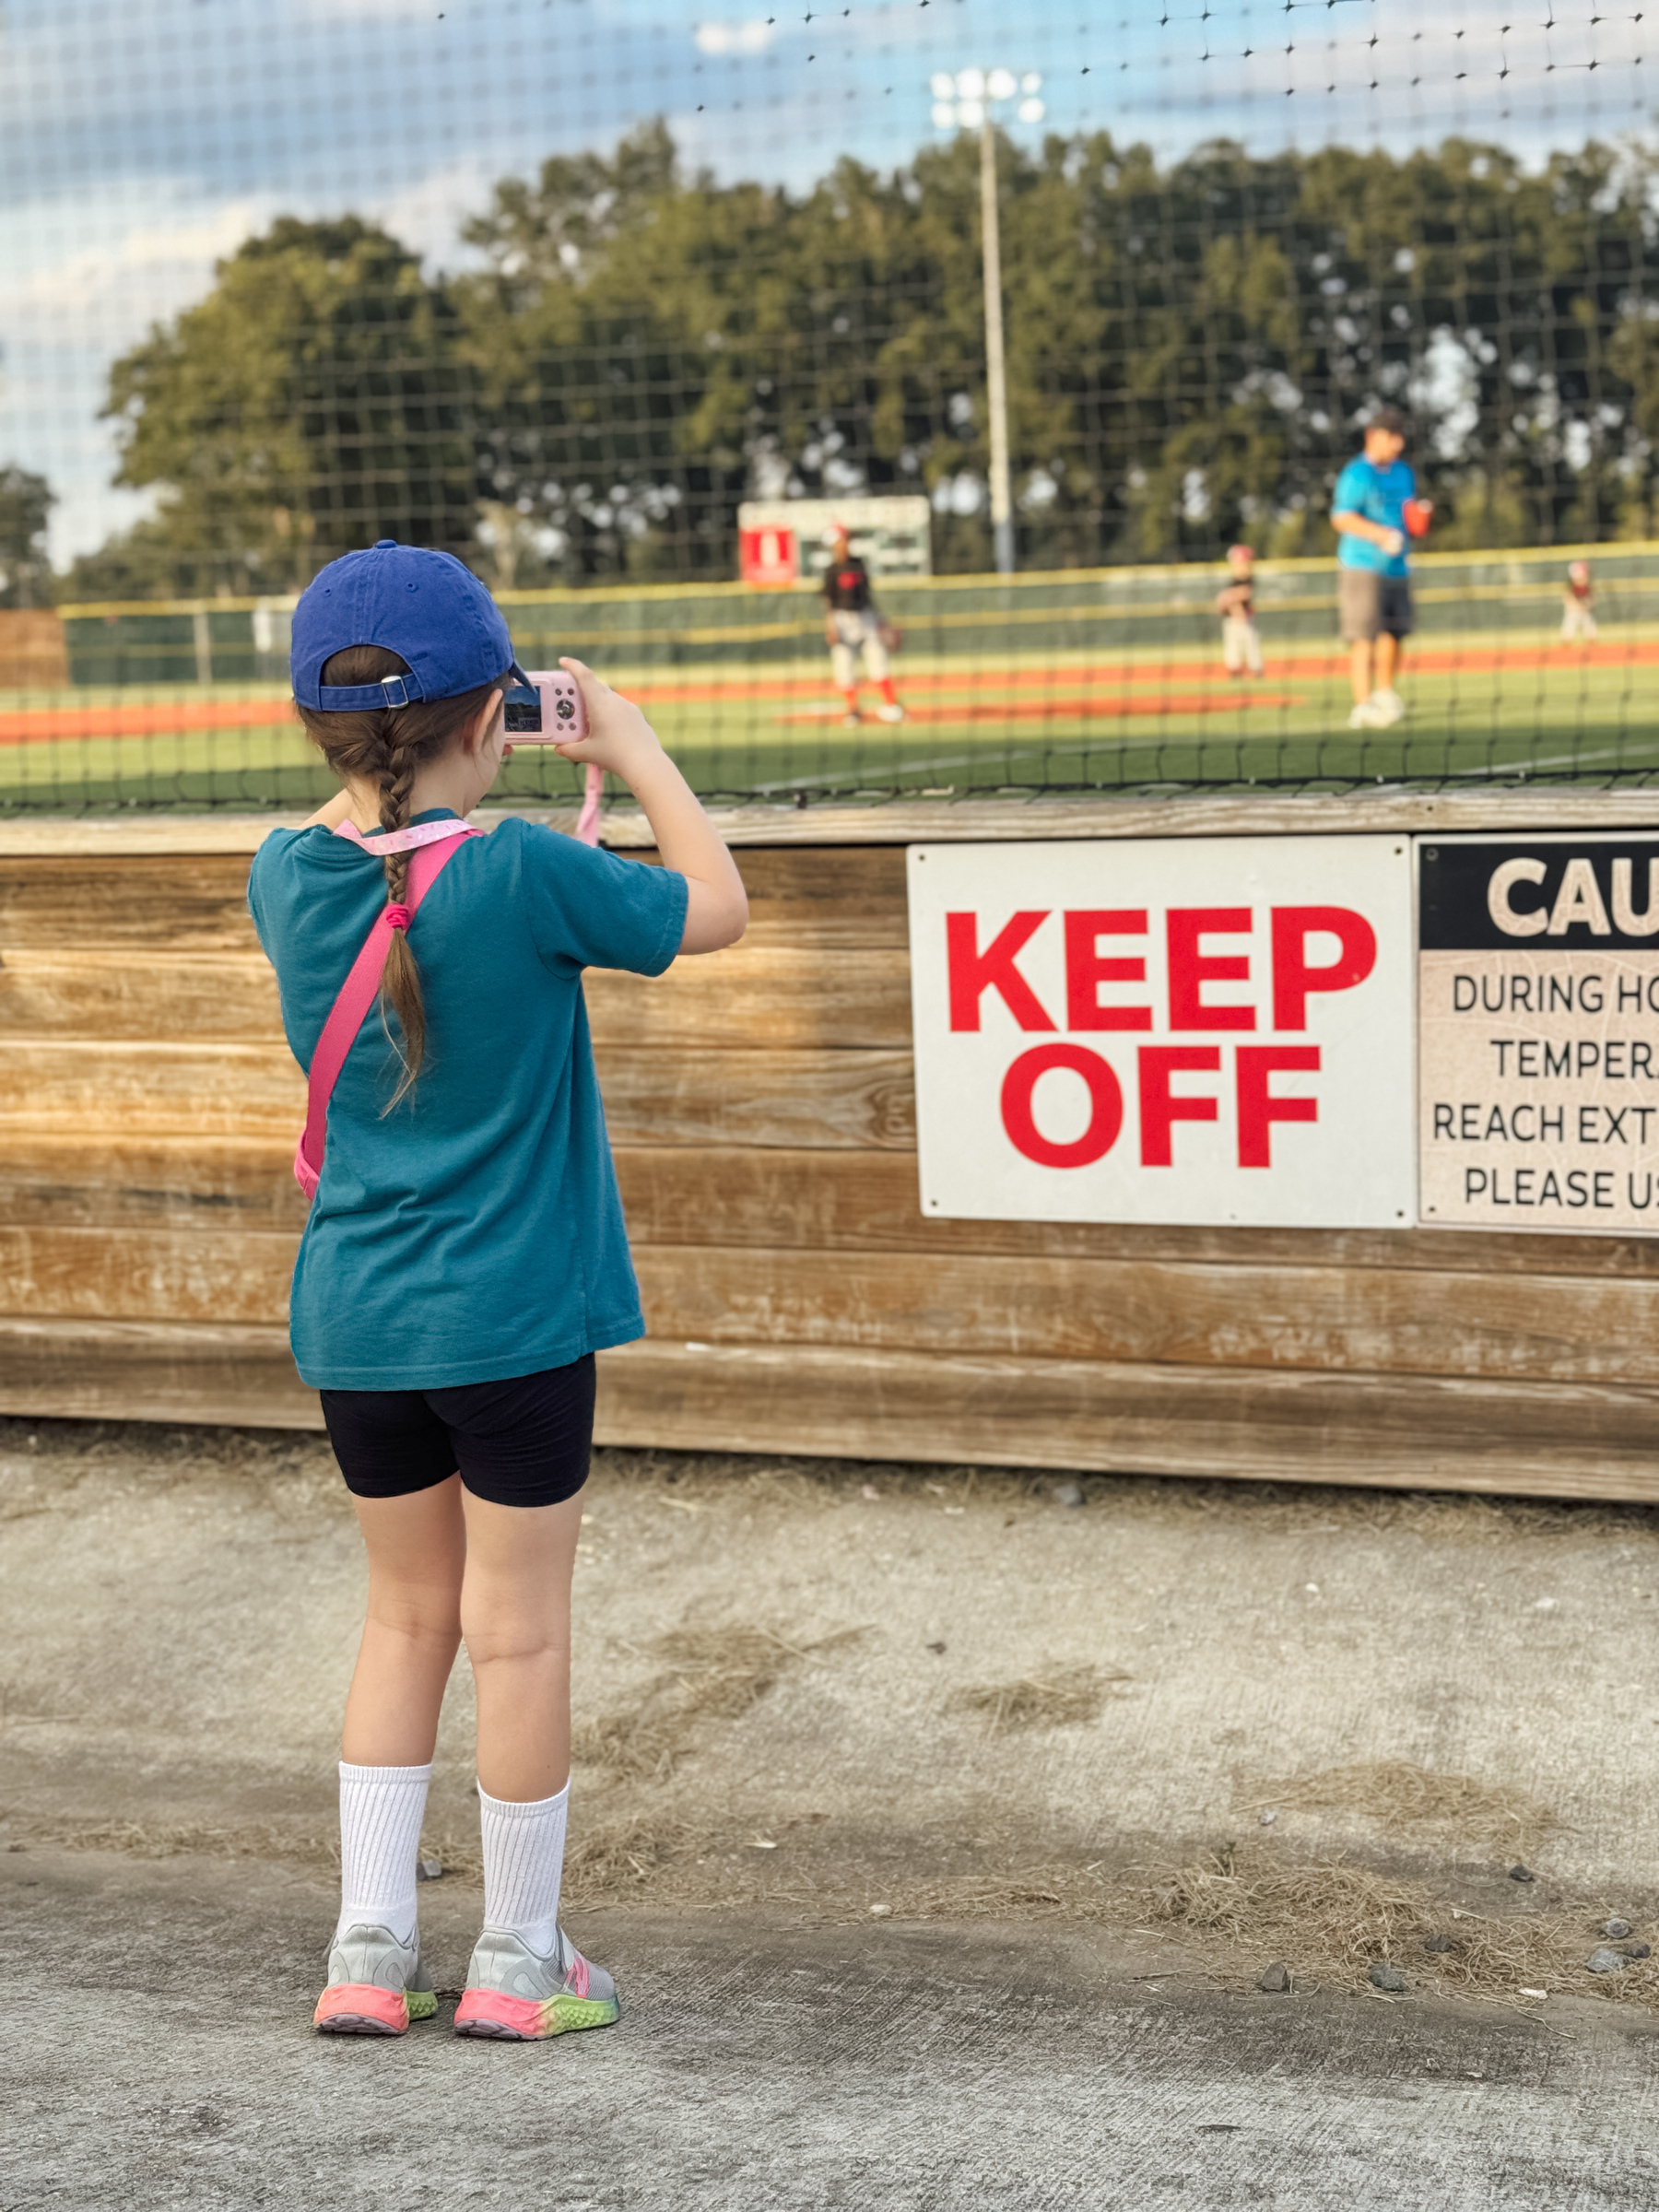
[502,665,589,745]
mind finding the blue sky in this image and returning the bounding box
[0,0,1646,562]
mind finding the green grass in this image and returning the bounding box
[3,628,1656,814]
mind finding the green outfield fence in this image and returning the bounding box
[2,543,1655,815]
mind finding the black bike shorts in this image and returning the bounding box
[319,1355,595,1510]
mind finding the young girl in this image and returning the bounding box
[249,540,747,2041]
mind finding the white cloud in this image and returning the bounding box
[694,20,774,57]
[371,157,498,274]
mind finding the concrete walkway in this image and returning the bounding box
[6,1845,1658,2209]
[6,1417,1659,2203]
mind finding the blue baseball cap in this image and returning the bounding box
[291,539,516,711]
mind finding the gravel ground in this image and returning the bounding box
[6,1416,1659,2204]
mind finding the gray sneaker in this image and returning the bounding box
[453,1927,620,2040]
[313,1922,437,2036]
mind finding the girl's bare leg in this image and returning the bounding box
[341,1475,466,1765]
[461,1489,584,1801]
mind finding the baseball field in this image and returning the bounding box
[3,627,1655,816]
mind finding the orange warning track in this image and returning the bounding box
[778,693,1301,725]
[0,635,1649,746]
[0,698,298,746]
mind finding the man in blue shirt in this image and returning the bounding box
[1331,406,1418,731]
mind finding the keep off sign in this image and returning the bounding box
[1419,835,1659,1232]
[908,838,1414,1227]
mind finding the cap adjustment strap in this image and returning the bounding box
[311,673,426,712]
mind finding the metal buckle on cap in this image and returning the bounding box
[380,676,412,709]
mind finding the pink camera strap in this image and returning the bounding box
[575,763,603,845]
[292,820,484,1198]
[334,816,478,856]
[294,785,605,1198]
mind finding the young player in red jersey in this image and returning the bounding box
[1561,560,1597,642]
[822,524,904,725]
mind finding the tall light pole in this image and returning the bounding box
[931,67,1045,576]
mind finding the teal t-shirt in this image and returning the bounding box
[1333,454,1416,577]
[248,810,688,1391]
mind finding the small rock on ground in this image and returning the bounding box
[1053,1482,1086,1508]
[1421,1933,1455,1954]
[1369,1962,1407,1993]
[1256,1962,1291,1993]
[1509,1865,1536,1883]
[1624,1942,1651,1960]
[1586,1948,1626,1974]
[1601,1918,1633,1940]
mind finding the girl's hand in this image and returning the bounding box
[549,659,665,787]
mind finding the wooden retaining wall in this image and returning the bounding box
[4,789,1659,1500]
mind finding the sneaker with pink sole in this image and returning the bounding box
[453,1927,620,2041]
[313,1923,437,2036]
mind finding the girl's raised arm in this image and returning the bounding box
[556,659,747,955]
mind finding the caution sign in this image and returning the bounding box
[908,836,1414,1228]
[1418,835,1659,1232]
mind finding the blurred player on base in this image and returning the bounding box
[1215,544,1264,677]
[823,524,905,725]
[1561,560,1597,641]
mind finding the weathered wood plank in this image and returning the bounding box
[8,1218,1659,1384]
[589,947,909,1049]
[612,1145,1659,1277]
[607,791,1659,846]
[590,1340,1659,1499]
[630,1244,1659,1385]
[0,846,906,955]
[6,785,1659,858]
[0,855,263,948]
[1,1135,1654,1281]
[0,1314,320,1430]
[592,1047,915,1148]
[617,845,909,948]
[0,945,912,1052]
[0,1042,915,1149]
[6,1314,1656,1500]
[0,1226,295,1324]
[0,952,286,1041]
[0,1135,310,1230]
[0,1041,307,1135]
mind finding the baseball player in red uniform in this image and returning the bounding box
[823,525,904,725]
[1561,560,1597,642]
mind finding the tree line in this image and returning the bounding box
[22,119,1659,603]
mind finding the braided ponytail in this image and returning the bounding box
[296,643,506,1104]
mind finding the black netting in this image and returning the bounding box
[1,2,1653,809]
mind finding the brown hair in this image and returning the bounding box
[295,645,507,1103]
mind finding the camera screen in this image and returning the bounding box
[502,686,542,734]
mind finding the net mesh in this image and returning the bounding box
[1,1,1653,811]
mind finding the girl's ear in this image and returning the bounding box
[462,689,504,757]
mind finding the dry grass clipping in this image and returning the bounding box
[1240,1759,1557,1853]
[948,1663,1129,1734]
[573,1622,863,1784]
[1154,1846,1657,2008]
[5,1816,342,1869]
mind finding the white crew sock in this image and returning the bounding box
[336,1759,431,1945]
[478,1780,570,1956]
